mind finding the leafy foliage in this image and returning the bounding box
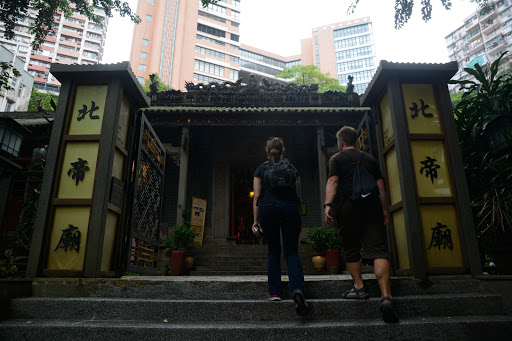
[0,61,22,92]
[28,87,59,111]
[449,52,512,246]
[348,0,489,29]
[0,0,140,50]
[142,73,171,93]
[162,224,198,253]
[276,65,345,93]
[302,227,340,253]
[0,249,24,279]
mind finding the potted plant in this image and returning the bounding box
[162,224,198,276]
[302,227,334,271]
[325,230,342,275]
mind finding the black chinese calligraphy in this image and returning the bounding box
[420,156,441,184]
[54,224,81,253]
[409,99,433,119]
[428,222,453,251]
[67,158,90,185]
[77,101,100,121]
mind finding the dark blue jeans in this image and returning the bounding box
[259,200,306,296]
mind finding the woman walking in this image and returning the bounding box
[252,137,309,315]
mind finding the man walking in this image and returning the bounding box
[324,126,399,323]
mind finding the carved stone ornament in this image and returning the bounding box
[149,74,360,108]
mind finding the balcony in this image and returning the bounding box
[482,19,500,34]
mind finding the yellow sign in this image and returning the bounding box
[420,205,463,268]
[385,147,402,206]
[402,84,442,134]
[68,85,108,135]
[411,141,453,197]
[47,206,90,271]
[191,197,207,245]
[392,209,410,270]
[57,142,99,199]
[380,93,394,147]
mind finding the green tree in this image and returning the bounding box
[28,87,58,112]
[276,65,346,93]
[348,0,489,29]
[0,1,140,91]
[142,73,171,93]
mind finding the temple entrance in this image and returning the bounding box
[230,165,259,244]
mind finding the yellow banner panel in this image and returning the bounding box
[57,142,99,199]
[101,211,118,272]
[47,206,90,271]
[411,140,453,197]
[117,94,131,148]
[379,93,394,147]
[191,197,207,245]
[112,149,125,181]
[401,84,442,134]
[420,205,463,268]
[68,85,108,135]
[385,147,402,205]
[392,209,410,270]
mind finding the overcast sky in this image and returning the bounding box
[103,0,479,64]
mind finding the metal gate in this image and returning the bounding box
[125,112,166,274]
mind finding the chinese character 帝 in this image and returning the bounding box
[420,156,441,184]
[67,158,89,185]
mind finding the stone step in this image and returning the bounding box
[2,315,512,341]
[7,294,504,322]
[28,275,484,300]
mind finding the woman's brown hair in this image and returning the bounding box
[266,137,284,159]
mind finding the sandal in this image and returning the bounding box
[342,286,369,300]
[379,296,399,323]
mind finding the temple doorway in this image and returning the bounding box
[230,165,259,244]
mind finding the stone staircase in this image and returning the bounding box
[1,275,512,340]
[189,244,337,276]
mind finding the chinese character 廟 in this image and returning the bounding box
[428,222,453,250]
[54,224,81,253]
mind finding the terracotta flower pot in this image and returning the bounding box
[184,255,194,273]
[312,254,326,271]
[171,250,185,276]
[326,249,340,275]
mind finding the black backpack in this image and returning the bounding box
[263,158,298,195]
[343,152,378,202]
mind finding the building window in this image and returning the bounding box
[196,45,225,59]
[142,39,149,46]
[197,23,226,38]
[335,46,373,60]
[198,10,226,23]
[194,73,224,84]
[197,34,225,46]
[137,76,145,84]
[230,55,240,63]
[148,0,154,4]
[333,23,369,39]
[231,10,240,20]
[202,2,227,15]
[229,69,239,80]
[240,50,285,68]
[230,33,239,42]
[194,59,225,76]
[138,64,146,72]
[145,14,152,22]
[140,52,148,60]
[239,60,282,76]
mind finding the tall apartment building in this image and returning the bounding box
[300,17,377,94]
[130,0,242,90]
[445,0,512,92]
[0,5,108,94]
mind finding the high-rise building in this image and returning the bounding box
[0,5,109,95]
[0,46,34,112]
[445,0,512,92]
[130,0,242,90]
[300,17,377,94]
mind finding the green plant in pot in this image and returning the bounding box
[163,224,198,276]
[325,230,342,275]
[302,227,337,271]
